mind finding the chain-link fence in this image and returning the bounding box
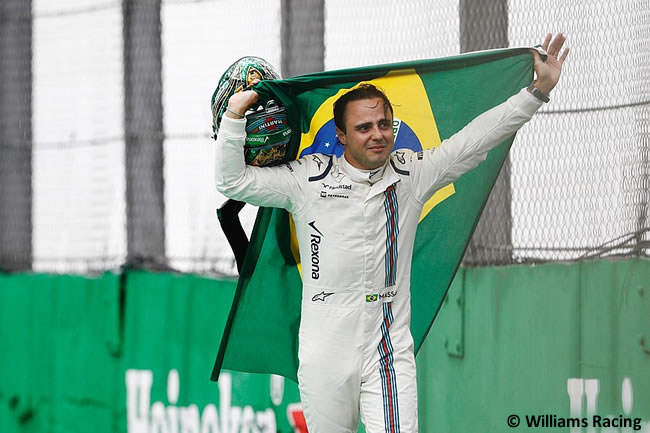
[508,0,650,262]
[31,0,125,273]
[0,0,648,274]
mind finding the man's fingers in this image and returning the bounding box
[541,33,552,51]
[559,47,570,64]
[547,33,566,57]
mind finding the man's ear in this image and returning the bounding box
[336,127,346,145]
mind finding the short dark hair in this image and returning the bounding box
[333,84,393,133]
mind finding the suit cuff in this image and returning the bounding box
[219,115,247,138]
[512,87,545,117]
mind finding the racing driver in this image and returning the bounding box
[214,33,569,433]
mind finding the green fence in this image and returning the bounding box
[2,259,649,432]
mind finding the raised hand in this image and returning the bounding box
[225,78,261,119]
[532,33,570,95]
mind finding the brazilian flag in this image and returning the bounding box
[212,47,540,382]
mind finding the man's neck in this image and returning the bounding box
[341,154,387,184]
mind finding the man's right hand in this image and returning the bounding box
[225,79,261,119]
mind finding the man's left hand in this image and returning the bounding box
[532,33,570,95]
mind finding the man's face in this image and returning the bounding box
[336,97,394,170]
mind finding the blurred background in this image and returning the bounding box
[1,0,648,276]
[1,1,650,432]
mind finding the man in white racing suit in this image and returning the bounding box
[215,34,568,433]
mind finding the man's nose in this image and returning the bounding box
[370,125,383,141]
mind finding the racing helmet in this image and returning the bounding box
[211,56,291,167]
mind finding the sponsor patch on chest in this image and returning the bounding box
[319,182,352,199]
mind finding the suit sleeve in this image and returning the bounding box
[214,116,307,214]
[410,87,544,204]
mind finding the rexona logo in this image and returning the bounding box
[309,221,323,280]
[246,136,269,143]
[126,369,277,433]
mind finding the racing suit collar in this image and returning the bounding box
[337,154,401,202]
[339,154,388,185]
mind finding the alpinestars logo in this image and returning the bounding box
[312,291,334,302]
[309,221,323,280]
[312,155,323,170]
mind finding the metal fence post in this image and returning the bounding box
[281,0,325,77]
[123,0,166,266]
[0,0,33,271]
[459,0,511,266]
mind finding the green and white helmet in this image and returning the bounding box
[211,56,281,137]
[211,56,290,167]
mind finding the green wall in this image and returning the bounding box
[1,259,649,432]
[0,271,303,433]
[419,259,650,432]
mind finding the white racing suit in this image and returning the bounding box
[215,88,543,433]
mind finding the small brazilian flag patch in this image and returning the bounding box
[366,294,378,302]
